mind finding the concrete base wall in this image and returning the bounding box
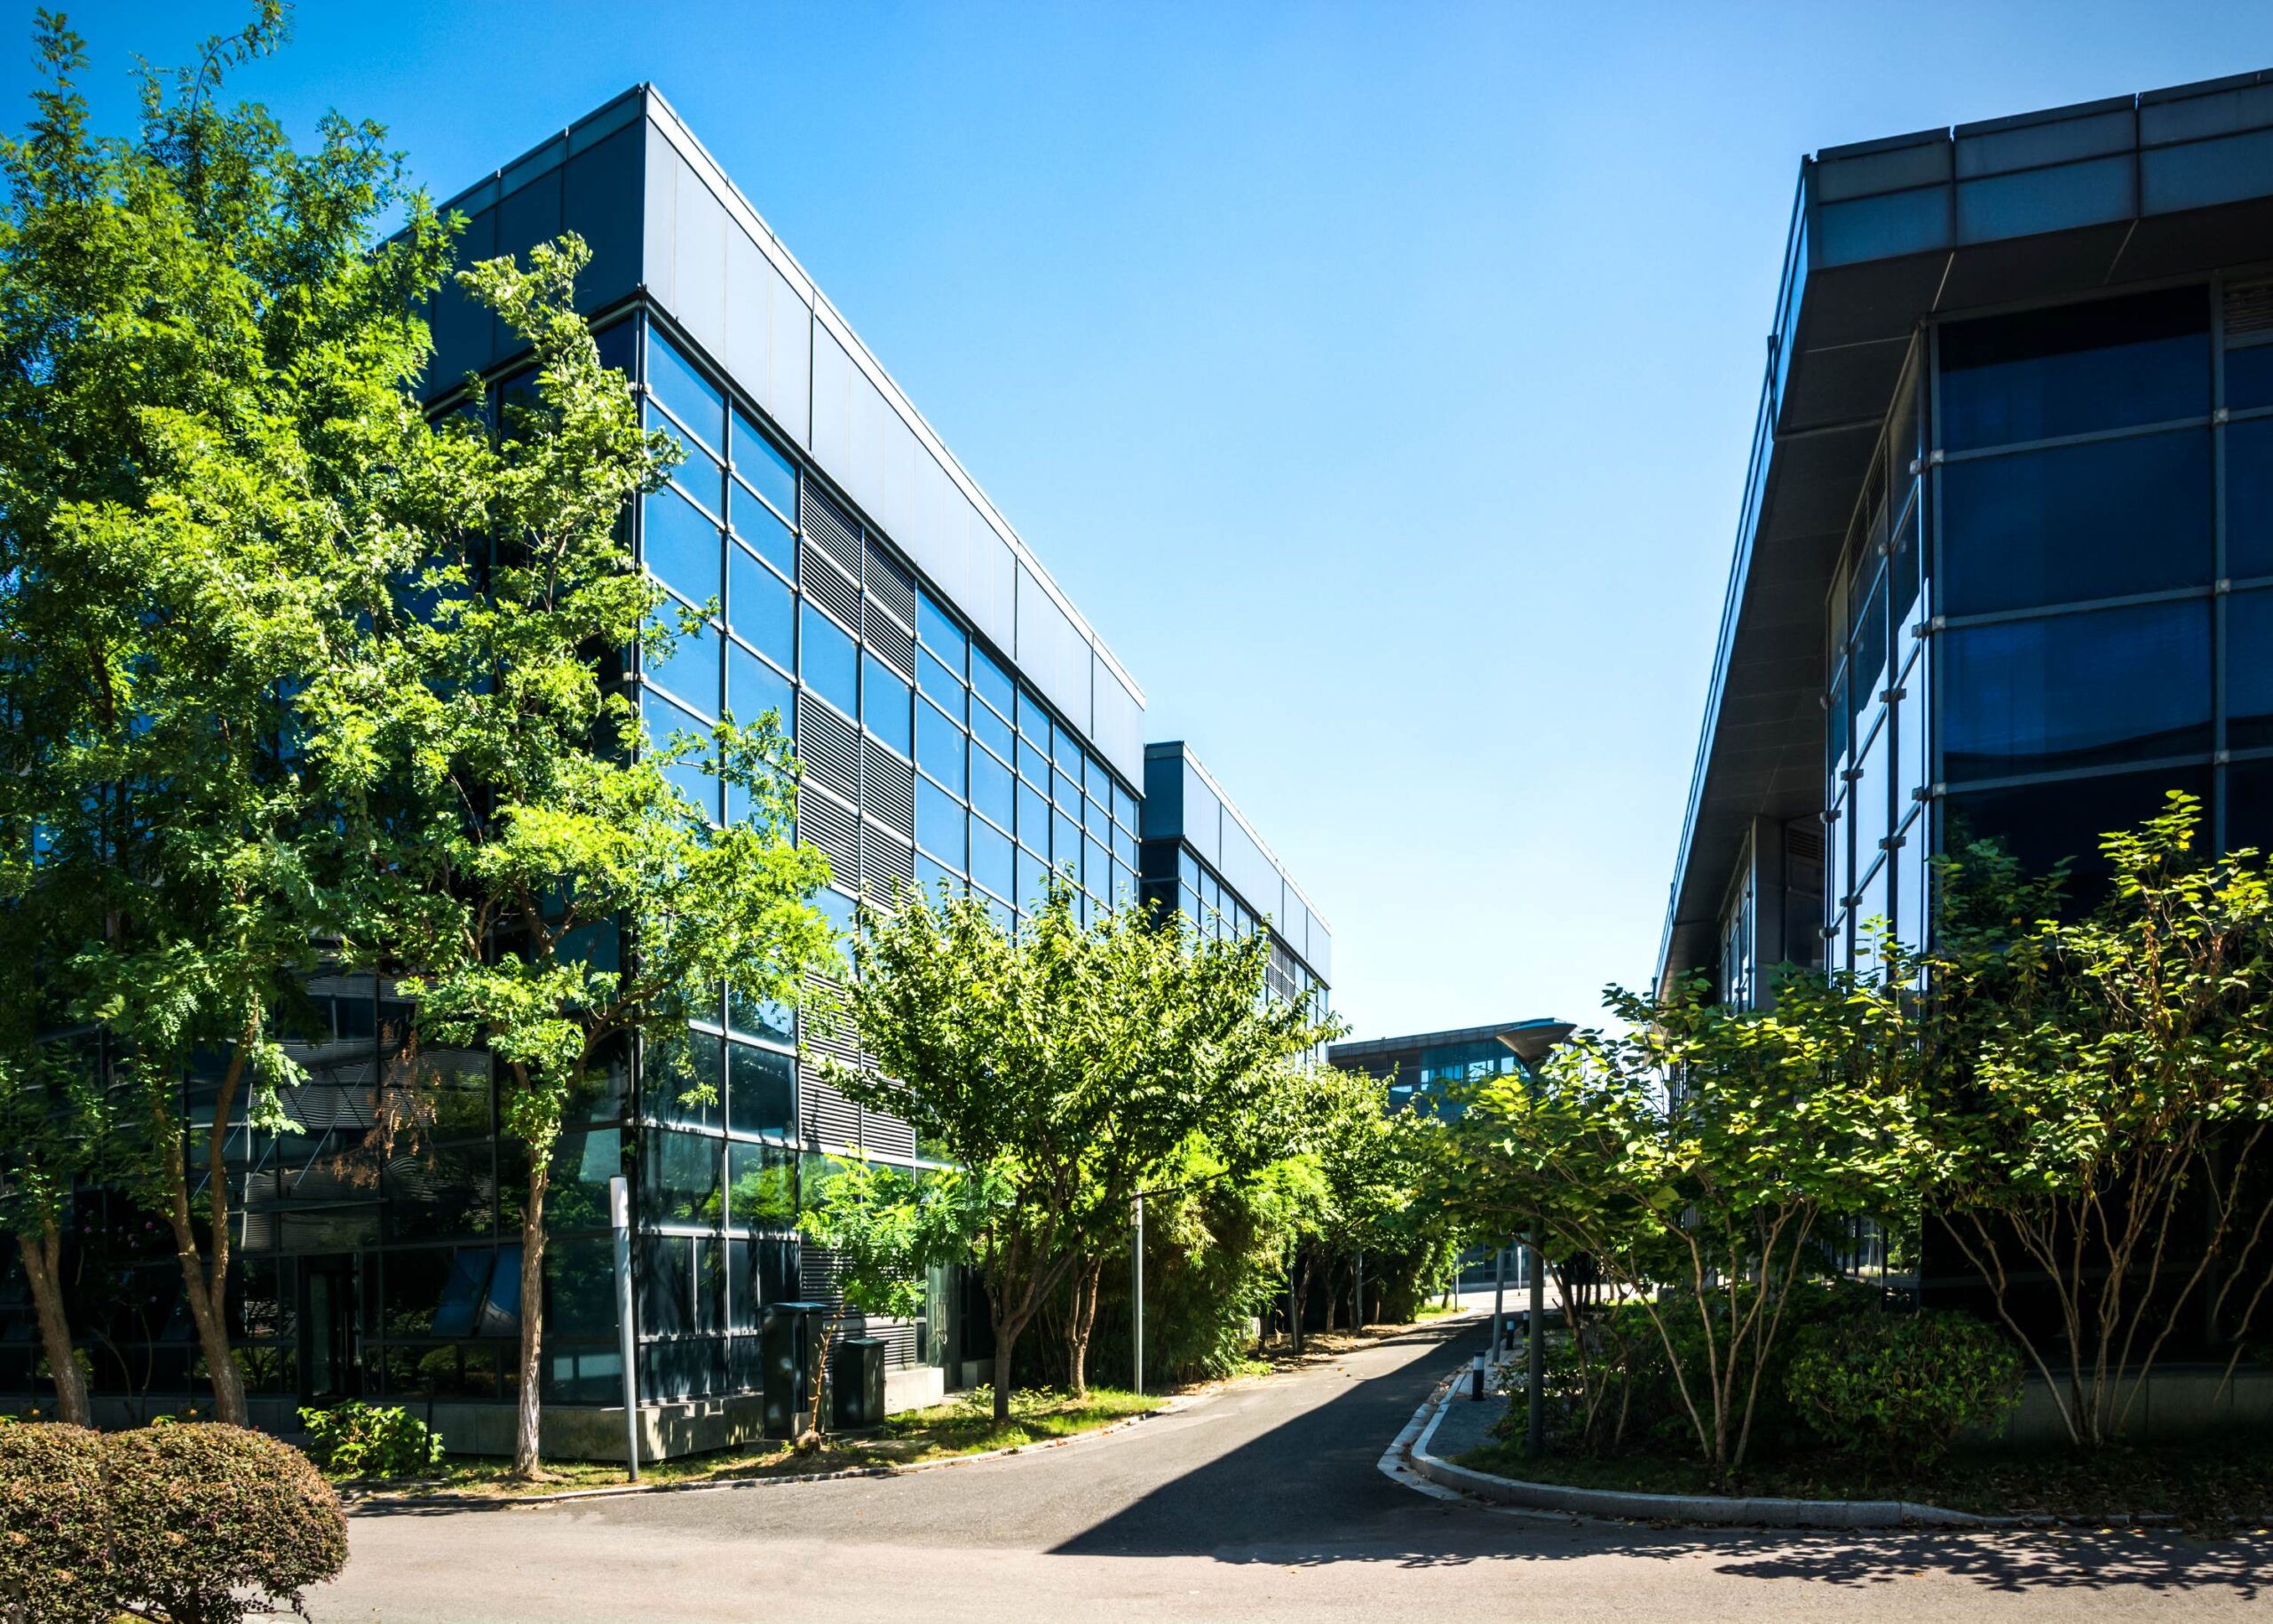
[886,1365,945,1414]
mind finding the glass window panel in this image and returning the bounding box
[917,590,968,668]
[545,1130,622,1233]
[915,851,962,898]
[1053,767,1080,813]
[731,484,796,577]
[731,405,797,522]
[1942,600,2209,781]
[1944,764,2212,912]
[917,778,967,867]
[970,817,1014,900]
[1018,734,1049,786]
[2227,588,2273,750]
[1111,781,1132,829]
[1852,857,1890,976]
[637,1235,690,1336]
[1052,729,1081,775]
[1016,688,1047,744]
[1017,846,1049,913]
[1826,661,1851,786]
[646,1028,723,1130]
[2228,344,2273,414]
[648,330,725,453]
[725,1042,795,1138]
[1895,818,1928,959]
[1111,857,1134,907]
[640,1129,723,1226]
[1851,712,1889,863]
[728,1142,797,1232]
[916,700,966,796]
[970,700,1013,764]
[645,487,723,610]
[2226,757,2273,857]
[979,892,1014,933]
[1939,432,2211,616]
[862,653,911,757]
[728,543,794,669]
[726,646,794,768]
[1053,807,1079,869]
[1177,848,1199,890]
[1849,566,1889,708]
[1113,822,1136,869]
[800,604,858,718]
[917,647,964,716]
[970,745,1014,831]
[2228,417,2273,581]
[1085,836,1108,896]
[1018,781,1049,854]
[970,646,1014,722]
[646,619,720,717]
[1937,287,2208,451]
[672,439,725,517]
[726,982,793,1046]
[1895,651,1927,805]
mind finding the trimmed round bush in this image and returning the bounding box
[1785,1309,2023,1467]
[0,1422,110,1624]
[104,1423,348,1624]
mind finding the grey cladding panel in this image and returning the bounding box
[642,130,683,318]
[810,329,856,492]
[1015,565,1090,734]
[1219,816,1279,923]
[670,159,730,361]
[1090,654,1144,787]
[1181,761,1223,866]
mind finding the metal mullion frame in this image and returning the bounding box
[1936,581,2214,631]
[2215,271,2231,852]
[1938,750,2218,800]
[1936,412,2211,466]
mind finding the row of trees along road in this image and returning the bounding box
[0,10,836,1479]
[1438,790,2273,1476]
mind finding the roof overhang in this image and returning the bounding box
[1327,1018,1575,1070]
[1659,70,2273,992]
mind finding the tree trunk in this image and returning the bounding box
[1292,1254,1311,1354]
[18,1220,88,1427]
[1065,1256,1102,1398]
[511,1152,550,1478]
[161,1034,253,1426]
[809,1307,843,1441]
[992,1311,1020,1425]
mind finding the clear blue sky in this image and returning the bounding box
[17,2,2273,1040]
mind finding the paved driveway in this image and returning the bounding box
[320,1319,2269,1622]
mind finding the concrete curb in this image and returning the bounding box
[1392,1379,2080,1531]
[346,1395,1197,1514]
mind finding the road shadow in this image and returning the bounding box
[1049,1320,2271,1598]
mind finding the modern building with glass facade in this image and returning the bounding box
[1326,1019,1570,1115]
[0,85,1327,1455]
[1137,742,1331,1015]
[1663,67,2273,1012]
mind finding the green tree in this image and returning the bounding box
[0,6,461,1423]
[795,1155,971,1440]
[376,243,836,1478]
[0,1044,119,1425]
[1445,965,1928,1477]
[1921,792,2273,1446]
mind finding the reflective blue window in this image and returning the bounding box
[1053,767,1080,814]
[1113,823,1136,869]
[1053,730,1081,775]
[1017,847,1049,913]
[732,404,797,523]
[1053,807,1079,867]
[727,983,793,1046]
[918,647,964,716]
[916,700,965,796]
[1016,688,1049,746]
[645,487,722,609]
[1938,288,2208,452]
[1941,600,2210,781]
[2227,589,2273,749]
[970,818,1013,900]
[916,778,966,867]
[732,486,796,577]
[2228,417,2273,581]
[647,619,720,717]
[1018,782,1050,855]
[862,653,911,757]
[673,440,725,517]
[970,696,1014,764]
[645,691,718,822]
[800,605,858,718]
[648,330,725,453]
[726,1042,795,1139]
[1085,836,1109,896]
[915,851,962,900]
[917,590,967,667]
[970,646,1015,721]
[1018,734,1049,787]
[970,746,1014,831]
[727,643,792,734]
[1944,765,2211,911]
[1939,432,2211,617]
[729,543,793,669]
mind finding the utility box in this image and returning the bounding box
[760,1302,827,1438]
[832,1336,888,1430]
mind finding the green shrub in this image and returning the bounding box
[0,1422,110,1624]
[298,1399,447,1477]
[1784,1309,2023,1467]
[104,1423,348,1624]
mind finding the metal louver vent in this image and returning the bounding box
[801,543,861,629]
[2226,279,2273,340]
[799,1244,849,1305]
[1785,824,1823,864]
[799,787,859,877]
[863,821,916,898]
[860,1107,915,1161]
[800,1065,863,1149]
[798,697,859,804]
[802,486,862,573]
[866,607,915,679]
[864,745,916,838]
[864,541,915,627]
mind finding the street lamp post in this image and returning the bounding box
[1526,1228,1546,1459]
[1131,1191,1145,1397]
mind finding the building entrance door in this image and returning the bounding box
[300,1255,361,1403]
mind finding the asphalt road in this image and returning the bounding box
[320,1318,2270,1622]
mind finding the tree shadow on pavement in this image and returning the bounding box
[1049,1317,2271,1598]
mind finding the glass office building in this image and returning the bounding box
[1327,1019,1572,1116]
[0,86,1326,1453]
[1663,68,2273,1010]
[1138,742,1331,1017]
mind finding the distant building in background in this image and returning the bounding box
[1327,1018,1572,1115]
